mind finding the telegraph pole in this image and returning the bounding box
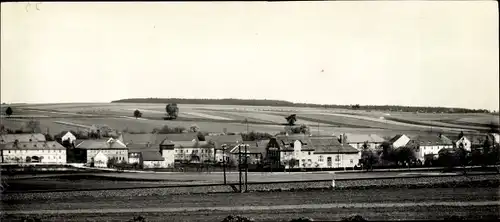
[245,144,248,192]
[238,144,242,192]
[222,144,227,185]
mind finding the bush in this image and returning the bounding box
[221,215,255,222]
[152,125,186,134]
[290,217,314,222]
[129,216,147,222]
[341,215,367,222]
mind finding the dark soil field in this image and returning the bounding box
[2,187,499,221]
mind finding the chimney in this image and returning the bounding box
[339,135,343,144]
[146,142,150,147]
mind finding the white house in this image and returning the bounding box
[0,141,66,163]
[140,151,165,169]
[456,136,472,151]
[310,137,360,169]
[389,134,411,148]
[160,140,214,166]
[74,138,128,164]
[61,131,77,144]
[93,151,108,168]
[414,134,453,162]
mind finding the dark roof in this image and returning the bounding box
[127,143,160,153]
[75,139,127,149]
[275,134,311,146]
[0,134,46,143]
[0,141,65,150]
[229,141,267,154]
[141,151,164,161]
[309,137,359,154]
[161,140,213,148]
[389,134,404,143]
[121,133,166,145]
[163,133,199,142]
[414,135,453,146]
[345,134,385,143]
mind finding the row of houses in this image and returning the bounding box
[1,132,499,169]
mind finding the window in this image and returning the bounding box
[319,155,324,162]
[59,156,61,159]
[308,152,311,155]
[350,159,353,164]
[335,155,340,162]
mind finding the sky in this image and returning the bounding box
[1,2,498,110]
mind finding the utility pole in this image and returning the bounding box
[238,144,242,192]
[244,144,248,192]
[222,144,227,185]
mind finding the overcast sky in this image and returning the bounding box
[1,2,498,110]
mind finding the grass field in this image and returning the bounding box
[2,103,498,136]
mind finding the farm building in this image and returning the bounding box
[140,151,165,168]
[388,134,411,148]
[309,137,360,169]
[206,134,243,163]
[0,133,46,144]
[265,134,315,168]
[413,134,453,162]
[344,133,385,150]
[61,131,77,144]
[119,133,167,146]
[160,140,214,164]
[227,142,266,165]
[93,151,108,168]
[127,143,159,164]
[0,140,66,164]
[74,138,128,164]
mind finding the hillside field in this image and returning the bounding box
[1,103,498,137]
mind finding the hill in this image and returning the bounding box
[111,98,491,114]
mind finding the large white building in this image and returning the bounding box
[0,141,66,164]
[74,138,128,164]
[344,133,385,151]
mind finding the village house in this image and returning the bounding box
[140,150,165,169]
[93,151,108,168]
[160,140,214,165]
[127,143,159,164]
[73,137,128,165]
[309,136,360,169]
[61,131,77,144]
[344,133,385,150]
[413,134,453,162]
[264,134,315,168]
[0,140,66,163]
[227,141,266,165]
[205,134,243,163]
[388,134,411,148]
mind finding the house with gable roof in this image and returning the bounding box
[344,133,385,151]
[309,136,360,168]
[0,140,66,163]
[74,137,128,164]
[413,134,453,162]
[389,134,411,148]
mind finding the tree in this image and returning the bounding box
[44,134,54,141]
[5,107,13,117]
[166,103,179,120]
[25,119,41,133]
[285,114,297,126]
[288,158,299,170]
[197,131,206,141]
[133,109,142,119]
[189,124,200,133]
[395,146,417,168]
[360,150,379,171]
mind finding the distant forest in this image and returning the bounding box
[111,98,492,114]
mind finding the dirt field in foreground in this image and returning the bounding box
[3,187,499,221]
